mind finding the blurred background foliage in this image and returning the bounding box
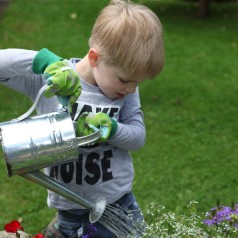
[0,0,237,234]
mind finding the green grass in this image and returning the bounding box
[0,0,238,234]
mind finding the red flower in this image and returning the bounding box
[4,220,24,233]
[33,233,44,238]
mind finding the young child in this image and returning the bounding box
[0,0,164,237]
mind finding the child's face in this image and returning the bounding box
[93,61,146,99]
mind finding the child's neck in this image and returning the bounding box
[75,55,97,86]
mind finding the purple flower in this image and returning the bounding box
[87,224,97,233]
[204,218,216,226]
[234,224,238,228]
[82,235,91,238]
[82,224,97,238]
[204,204,238,228]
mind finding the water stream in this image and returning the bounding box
[98,204,146,237]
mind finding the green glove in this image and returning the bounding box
[32,48,63,73]
[43,60,81,111]
[76,112,118,143]
[32,48,81,112]
[76,112,95,137]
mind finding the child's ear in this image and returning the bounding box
[88,48,99,67]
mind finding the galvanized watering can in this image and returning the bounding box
[0,85,106,223]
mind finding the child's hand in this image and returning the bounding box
[44,61,81,112]
[76,112,95,137]
[32,48,81,112]
[76,112,117,142]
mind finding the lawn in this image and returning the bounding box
[0,0,238,235]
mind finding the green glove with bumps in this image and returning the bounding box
[76,113,95,137]
[76,112,118,143]
[32,48,81,112]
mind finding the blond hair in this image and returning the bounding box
[89,0,164,79]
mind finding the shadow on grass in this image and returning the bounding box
[142,0,238,21]
[0,0,10,16]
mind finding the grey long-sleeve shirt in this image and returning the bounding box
[0,49,146,209]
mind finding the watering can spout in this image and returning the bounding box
[22,170,106,223]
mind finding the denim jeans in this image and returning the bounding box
[58,192,144,238]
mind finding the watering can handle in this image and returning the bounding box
[15,85,69,122]
[76,129,101,147]
[15,85,49,122]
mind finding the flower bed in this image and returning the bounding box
[0,220,43,238]
[0,220,96,238]
[143,201,238,238]
[2,202,238,238]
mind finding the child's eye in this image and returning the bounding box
[118,77,128,83]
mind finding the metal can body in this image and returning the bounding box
[0,111,78,176]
